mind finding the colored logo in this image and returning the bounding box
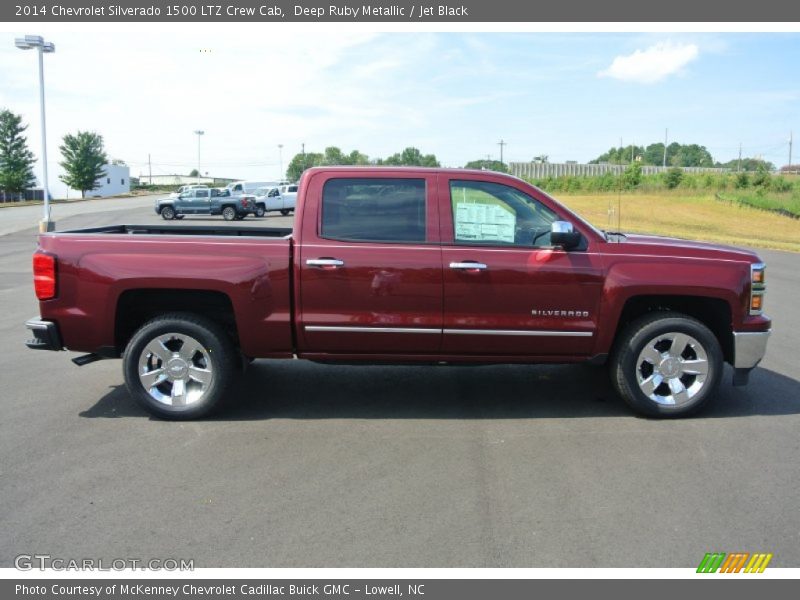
[697,552,773,573]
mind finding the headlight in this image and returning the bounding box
[749,262,766,315]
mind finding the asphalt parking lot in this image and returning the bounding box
[1,197,799,568]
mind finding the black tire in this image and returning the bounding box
[255,205,266,218]
[161,206,176,220]
[280,209,291,216]
[222,206,236,221]
[610,312,723,418]
[122,313,238,420]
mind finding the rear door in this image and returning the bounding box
[193,188,211,213]
[439,175,605,357]
[297,172,442,355]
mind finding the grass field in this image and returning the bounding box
[554,191,800,253]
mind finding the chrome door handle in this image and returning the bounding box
[306,258,344,267]
[450,261,488,271]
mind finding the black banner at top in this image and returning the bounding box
[4,0,800,22]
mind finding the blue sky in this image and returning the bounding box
[0,31,797,196]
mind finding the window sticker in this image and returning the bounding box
[454,201,516,243]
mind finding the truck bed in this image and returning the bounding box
[56,224,293,238]
[36,224,295,358]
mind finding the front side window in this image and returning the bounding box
[450,180,557,247]
[321,178,426,243]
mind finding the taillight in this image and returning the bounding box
[33,252,56,300]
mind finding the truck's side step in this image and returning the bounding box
[72,353,105,366]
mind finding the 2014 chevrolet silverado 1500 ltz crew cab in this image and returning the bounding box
[25,167,771,419]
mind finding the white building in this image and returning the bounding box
[85,164,131,197]
[136,174,236,187]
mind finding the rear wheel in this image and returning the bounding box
[161,206,175,220]
[610,312,723,418]
[254,205,266,218]
[222,206,236,221]
[280,209,291,216]
[123,313,237,420]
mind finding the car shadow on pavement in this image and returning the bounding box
[79,361,800,421]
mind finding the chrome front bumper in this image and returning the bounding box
[733,330,771,369]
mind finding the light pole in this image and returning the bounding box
[15,35,55,232]
[194,130,204,184]
[277,144,284,181]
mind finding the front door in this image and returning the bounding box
[439,176,605,357]
[297,173,442,355]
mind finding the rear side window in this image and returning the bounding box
[321,178,426,243]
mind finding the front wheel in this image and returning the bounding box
[254,205,266,218]
[160,206,176,220]
[123,313,237,419]
[222,206,236,221]
[610,312,723,418]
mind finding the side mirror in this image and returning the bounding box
[550,221,581,249]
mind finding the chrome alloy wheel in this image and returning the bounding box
[137,333,213,406]
[635,332,710,406]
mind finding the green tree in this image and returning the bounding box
[589,145,644,165]
[591,142,715,167]
[622,162,642,189]
[670,144,713,167]
[285,146,370,181]
[0,109,37,198]
[286,151,322,182]
[463,159,508,173]
[719,157,775,172]
[735,172,750,189]
[664,167,683,189]
[188,168,199,177]
[383,147,440,167]
[59,131,108,198]
[752,164,770,188]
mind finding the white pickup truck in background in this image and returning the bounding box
[252,183,298,217]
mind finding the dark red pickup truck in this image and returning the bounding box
[26,167,771,419]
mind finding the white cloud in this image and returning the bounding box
[599,41,699,84]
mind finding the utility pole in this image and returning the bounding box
[193,130,204,183]
[498,139,506,165]
[663,128,668,167]
[738,143,742,173]
[278,144,284,181]
[15,35,55,232]
[148,153,152,185]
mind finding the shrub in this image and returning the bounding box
[622,163,642,189]
[664,167,683,189]
[771,176,792,193]
[735,172,750,189]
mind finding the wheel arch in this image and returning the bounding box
[115,289,238,356]
[611,294,733,364]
